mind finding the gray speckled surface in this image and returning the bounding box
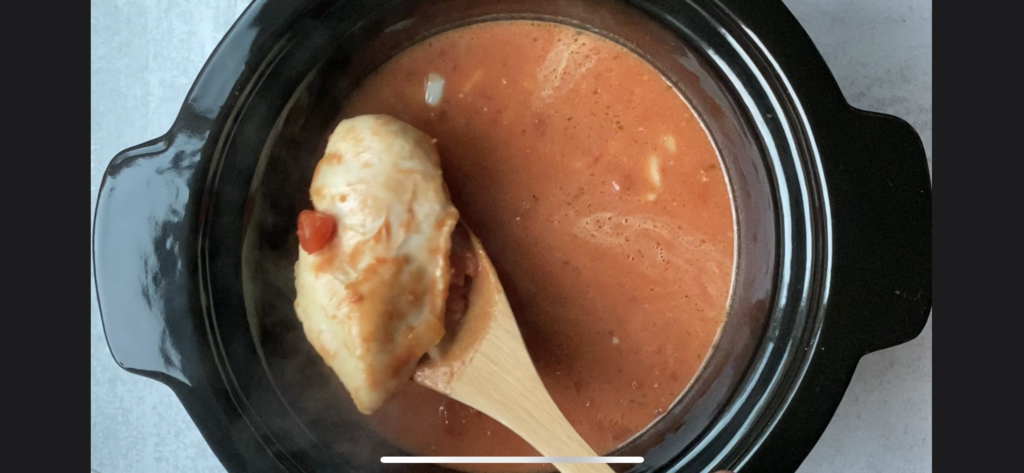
[90,1,932,472]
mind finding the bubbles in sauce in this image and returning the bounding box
[339,20,734,472]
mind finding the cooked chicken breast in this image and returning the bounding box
[294,114,460,414]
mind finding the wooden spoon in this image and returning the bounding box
[414,228,615,473]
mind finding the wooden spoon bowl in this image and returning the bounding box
[414,228,614,473]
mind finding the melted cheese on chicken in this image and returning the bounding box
[294,114,459,414]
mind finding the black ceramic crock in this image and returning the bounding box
[92,0,932,472]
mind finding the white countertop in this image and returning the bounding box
[90,1,932,471]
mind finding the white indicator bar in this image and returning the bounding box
[381,457,644,464]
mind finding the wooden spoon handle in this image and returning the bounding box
[448,306,614,473]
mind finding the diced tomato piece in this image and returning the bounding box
[297,210,336,254]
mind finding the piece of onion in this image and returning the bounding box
[424,73,445,107]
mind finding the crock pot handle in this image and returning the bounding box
[823,110,932,355]
[735,110,931,473]
[93,132,204,385]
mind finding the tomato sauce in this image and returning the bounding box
[339,20,734,471]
